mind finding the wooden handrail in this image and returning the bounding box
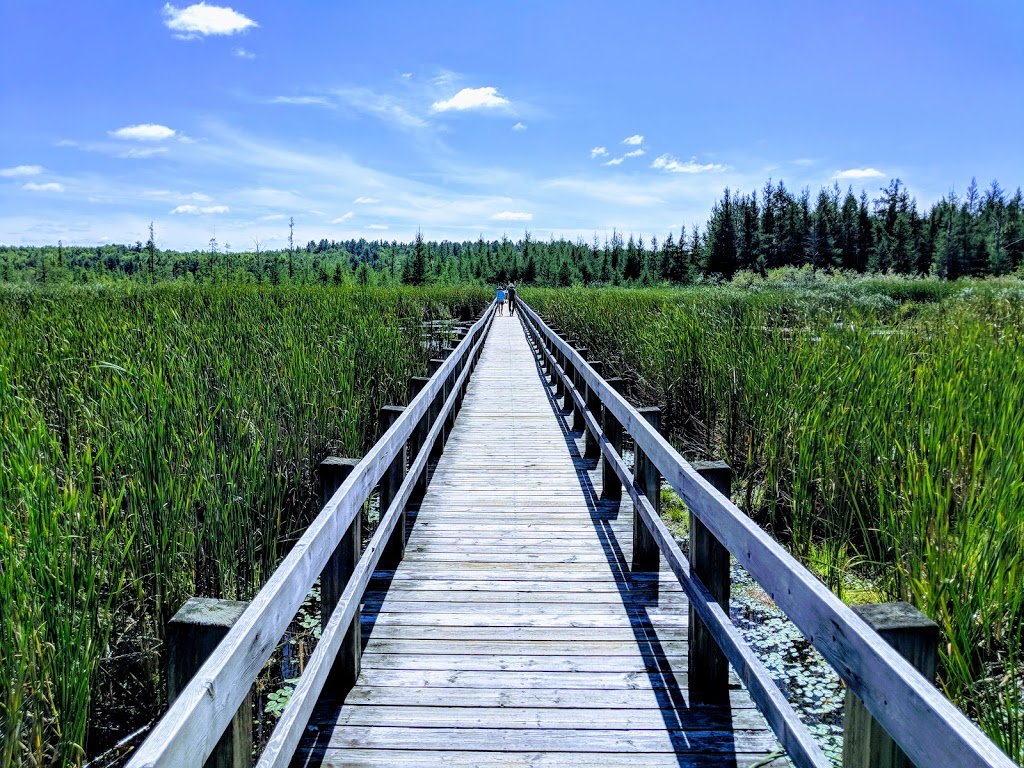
[520,310,829,768]
[257,308,494,767]
[518,300,1015,768]
[127,303,496,768]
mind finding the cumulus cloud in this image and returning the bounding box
[624,149,645,158]
[354,196,379,204]
[604,157,624,166]
[1,165,43,177]
[330,212,354,223]
[490,211,533,221]
[432,86,509,112]
[170,204,229,214]
[834,167,886,180]
[651,154,724,174]
[623,135,644,145]
[512,122,527,131]
[233,46,255,59]
[163,3,258,38]
[270,96,333,107]
[590,147,608,158]
[110,124,177,141]
[22,182,64,192]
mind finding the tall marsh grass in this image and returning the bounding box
[526,276,1024,761]
[0,283,489,766]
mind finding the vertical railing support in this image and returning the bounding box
[584,360,604,459]
[571,347,589,432]
[318,456,361,692]
[167,598,252,768]
[378,405,408,569]
[427,358,445,458]
[602,377,625,501]
[408,377,430,494]
[632,406,661,572]
[689,460,733,703]
[842,602,940,768]
[442,346,458,435]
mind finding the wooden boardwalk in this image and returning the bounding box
[294,314,786,767]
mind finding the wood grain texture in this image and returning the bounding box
[294,314,787,768]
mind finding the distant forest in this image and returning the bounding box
[3,178,1022,286]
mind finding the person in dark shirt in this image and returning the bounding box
[506,283,517,316]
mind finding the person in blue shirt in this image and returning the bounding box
[496,287,506,315]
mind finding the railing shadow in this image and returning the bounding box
[523,324,739,768]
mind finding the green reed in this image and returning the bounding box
[526,276,1024,761]
[0,283,489,766]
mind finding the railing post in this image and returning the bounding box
[689,460,733,703]
[842,602,940,768]
[602,377,625,501]
[318,456,361,692]
[427,358,445,458]
[408,377,430,495]
[584,360,604,459]
[442,346,457,435]
[166,598,252,768]
[378,405,408,569]
[571,347,589,431]
[554,343,567,400]
[632,406,661,572]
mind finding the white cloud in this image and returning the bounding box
[233,46,255,59]
[1,165,44,177]
[624,149,645,158]
[512,122,527,131]
[110,124,177,141]
[143,189,212,202]
[354,196,379,204]
[793,158,817,167]
[163,3,258,38]
[604,157,624,166]
[834,167,886,180]
[368,224,389,230]
[590,147,608,158]
[651,154,725,174]
[170,204,229,214]
[334,87,428,130]
[330,212,354,223]
[22,182,64,192]
[432,86,509,112]
[122,147,169,158]
[270,96,333,107]
[623,135,644,146]
[490,211,533,221]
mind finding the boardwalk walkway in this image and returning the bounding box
[294,314,785,767]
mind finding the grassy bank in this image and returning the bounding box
[0,283,490,766]
[525,272,1024,761]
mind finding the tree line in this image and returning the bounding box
[2,177,1022,287]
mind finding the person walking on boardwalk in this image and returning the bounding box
[506,282,517,316]
[496,286,506,316]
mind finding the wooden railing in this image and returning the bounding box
[127,303,496,768]
[518,299,1015,768]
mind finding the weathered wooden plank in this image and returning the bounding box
[312,704,768,729]
[294,749,790,768]
[297,725,780,753]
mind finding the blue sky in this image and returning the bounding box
[1,0,1022,250]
